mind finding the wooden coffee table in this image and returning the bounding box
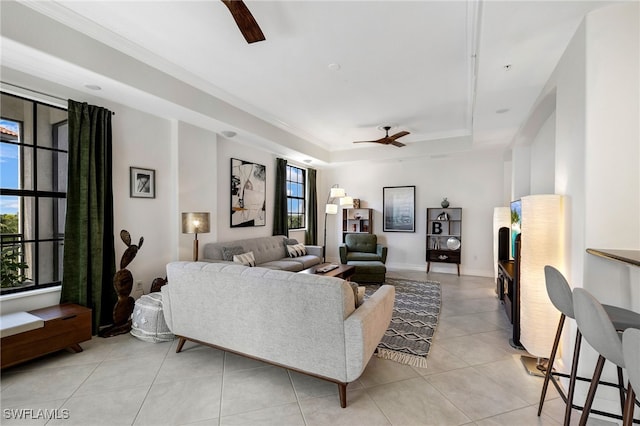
[300,263,355,281]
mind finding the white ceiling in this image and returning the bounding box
[0,0,621,164]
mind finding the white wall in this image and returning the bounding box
[111,102,174,294]
[530,111,556,195]
[323,150,505,277]
[176,121,218,261]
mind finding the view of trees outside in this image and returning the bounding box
[0,118,28,288]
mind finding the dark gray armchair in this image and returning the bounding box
[339,234,387,264]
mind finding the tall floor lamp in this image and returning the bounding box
[323,185,353,261]
[182,212,210,261]
[519,194,564,376]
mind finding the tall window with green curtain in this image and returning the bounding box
[0,92,68,295]
[286,164,306,230]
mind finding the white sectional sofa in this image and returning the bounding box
[162,261,395,407]
[202,235,322,271]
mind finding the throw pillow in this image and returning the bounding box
[233,251,256,267]
[222,245,245,261]
[287,243,307,258]
[348,282,365,308]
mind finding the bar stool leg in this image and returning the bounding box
[618,366,626,414]
[579,355,606,426]
[564,329,583,426]
[539,314,565,416]
[623,383,636,426]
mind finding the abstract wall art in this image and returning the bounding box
[230,158,266,227]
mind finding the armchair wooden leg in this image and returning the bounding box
[176,337,187,353]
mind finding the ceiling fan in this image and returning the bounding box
[221,0,265,44]
[353,126,410,147]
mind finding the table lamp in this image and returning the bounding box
[182,212,210,261]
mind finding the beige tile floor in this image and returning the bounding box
[0,270,621,425]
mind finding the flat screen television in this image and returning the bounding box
[510,199,522,259]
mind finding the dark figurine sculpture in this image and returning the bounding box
[150,277,167,293]
[99,230,144,337]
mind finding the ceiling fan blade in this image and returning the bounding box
[221,0,265,44]
[388,131,410,141]
[391,140,406,147]
[353,140,379,144]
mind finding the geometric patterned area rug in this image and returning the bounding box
[365,278,441,368]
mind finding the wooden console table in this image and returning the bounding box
[1,303,92,369]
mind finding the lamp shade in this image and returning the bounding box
[519,194,564,358]
[325,204,338,215]
[329,187,346,198]
[181,212,210,234]
[340,196,354,207]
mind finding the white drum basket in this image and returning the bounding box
[130,292,175,343]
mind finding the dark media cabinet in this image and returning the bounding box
[497,230,522,348]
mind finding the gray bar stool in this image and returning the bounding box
[537,266,640,425]
[623,328,640,426]
[573,288,638,426]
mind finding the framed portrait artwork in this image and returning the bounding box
[130,167,155,198]
[383,185,416,232]
[230,158,266,227]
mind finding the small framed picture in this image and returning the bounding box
[130,167,155,198]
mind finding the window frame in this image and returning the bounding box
[0,92,68,295]
[285,164,307,231]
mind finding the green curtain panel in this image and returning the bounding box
[305,168,318,245]
[273,158,288,236]
[61,100,116,334]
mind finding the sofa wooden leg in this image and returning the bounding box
[176,337,186,353]
[338,383,347,408]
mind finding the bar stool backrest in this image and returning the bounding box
[544,265,574,318]
[623,328,640,392]
[573,288,625,368]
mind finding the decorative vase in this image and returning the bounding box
[441,198,450,208]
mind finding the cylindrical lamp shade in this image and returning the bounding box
[340,196,354,207]
[325,204,338,215]
[493,207,511,280]
[329,187,346,198]
[519,194,564,358]
[182,212,210,234]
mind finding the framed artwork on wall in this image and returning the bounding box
[130,167,155,198]
[383,185,415,232]
[230,158,266,227]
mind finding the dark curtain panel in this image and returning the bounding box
[61,100,116,335]
[273,158,288,236]
[305,168,318,245]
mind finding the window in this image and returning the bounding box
[286,165,306,230]
[0,92,68,295]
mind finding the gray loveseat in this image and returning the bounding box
[162,261,395,407]
[202,235,322,271]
